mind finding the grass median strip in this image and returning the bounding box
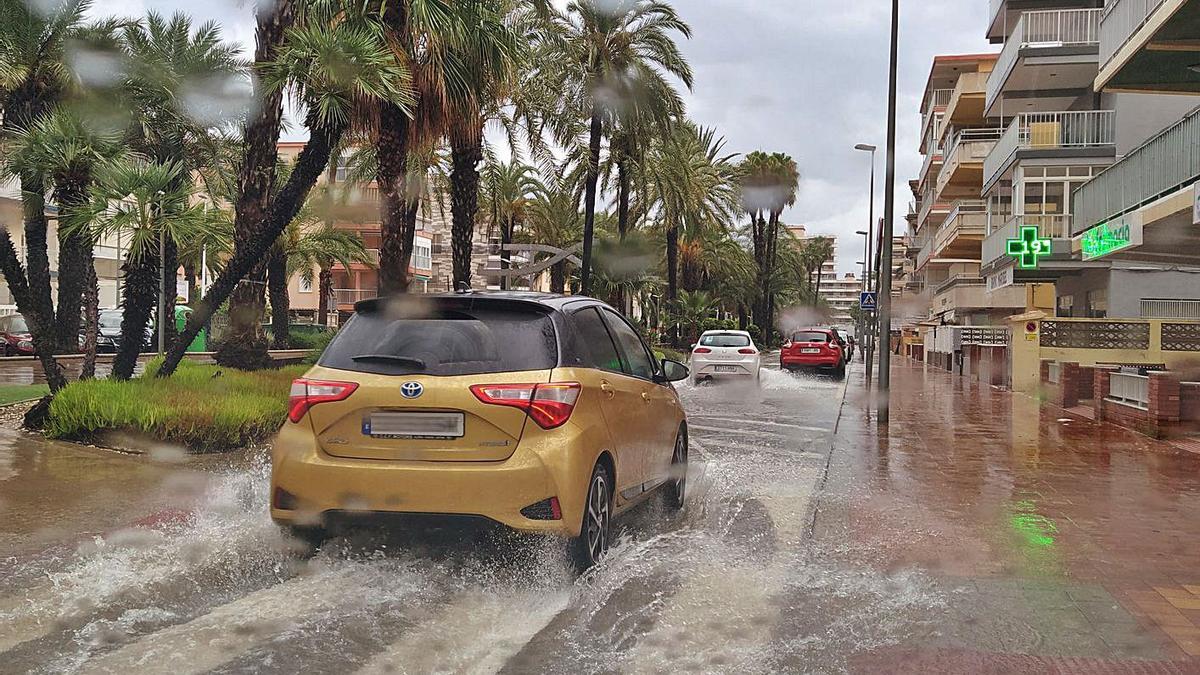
[0,384,50,406]
[46,359,307,452]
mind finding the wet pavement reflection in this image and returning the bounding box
[821,360,1200,668]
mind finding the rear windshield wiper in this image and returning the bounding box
[350,354,427,369]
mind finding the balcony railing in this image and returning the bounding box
[933,201,988,257]
[1100,0,1169,68]
[988,8,1102,110]
[943,72,991,129]
[934,274,986,297]
[937,128,1005,195]
[920,95,951,152]
[1109,371,1150,408]
[1072,104,1200,235]
[984,110,1116,189]
[333,288,377,305]
[982,214,1071,267]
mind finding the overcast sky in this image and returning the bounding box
[90,0,995,275]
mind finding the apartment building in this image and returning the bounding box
[978,0,1197,319]
[277,142,545,322]
[0,177,132,312]
[913,53,1027,326]
[1065,0,1200,320]
[821,272,861,326]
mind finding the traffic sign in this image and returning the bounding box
[859,292,878,312]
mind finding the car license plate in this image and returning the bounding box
[714,365,739,373]
[364,412,464,439]
[801,348,821,354]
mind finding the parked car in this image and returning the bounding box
[270,292,691,570]
[780,328,846,379]
[688,330,761,385]
[0,314,34,356]
[96,308,153,354]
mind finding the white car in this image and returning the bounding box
[689,330,761,384]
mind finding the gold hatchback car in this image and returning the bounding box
[271,292,691,568]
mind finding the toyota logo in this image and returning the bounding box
[400,381,424,399]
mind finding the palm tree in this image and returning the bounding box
[120,11,244,355]
[523,180,583,294]
[69,160,216,379]
[739,151,798,336]
[807,236,835,306]
[271,196,375,348]
[638,122,739,345]
[673,289,714,346]
[535,0,694,296]
[159,19,414,377]
[0,0,90,395]
[482,158,540,289]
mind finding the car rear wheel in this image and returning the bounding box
[285,525,327,551]
[572,463,612,571]
[666,428,687,510]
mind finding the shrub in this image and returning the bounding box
[700,317,737,333]
[47,359,308,452]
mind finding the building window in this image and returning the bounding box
[1086,288,1108,319]
[299,276,313,293]
[413,242,432,271]
[1056,294,1074,318]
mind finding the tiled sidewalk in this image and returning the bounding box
[820,360,1200,669]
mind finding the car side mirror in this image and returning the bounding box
[660,359,690,383]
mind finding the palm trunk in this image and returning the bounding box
[450,120,484,290]
[751,212,767,331]
[617,158,630,241]
[666,224,680,348]
[183,262,198,308]
[214,0,294,370]
[267,242,289,349]
[159,121,344,378]
[550,262,566,294]
[377,101,413,295]
[499,214,513,291]
[162,232,179,348]
[114,249,158,380]
[580,105,603,296]
[14,172,67,392]
[53,181,91,353]
[80,260,99,380]
[317,266,332,326]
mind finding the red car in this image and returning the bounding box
[0,313,35,357]
[780,328,846,378]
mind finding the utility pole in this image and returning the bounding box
[878,0,900,423]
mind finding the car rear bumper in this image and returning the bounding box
[781,355,842,369]
[690,357,760,378]
[269,420,600,537]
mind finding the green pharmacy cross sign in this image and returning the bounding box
[1006,225,1052,270]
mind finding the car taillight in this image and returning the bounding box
[470,382,581,429]
[288,378,359,423]
[738,348,757,355]
[693,347,712,354]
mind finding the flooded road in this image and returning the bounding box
[2,362,938,674]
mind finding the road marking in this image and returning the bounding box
[355,589,569,675]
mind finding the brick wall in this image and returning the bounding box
[1094,369,1182,439]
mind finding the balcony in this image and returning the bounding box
[1073,102,1200,237]
[919,91,952,154]
[983,110,1116,191]
[981,214,1072,270]
[333,288,376,306]
[917,192,951,236]
[942,72,991,134]
[1097,0,1200,93]
[986,8,1102,116]
[935,128,1004,201]
[932,201,988,262]
[933,274,1026,316]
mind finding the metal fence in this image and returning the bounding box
[962,326,1010,346]
[1100,0,1169,67]
[985,110,1116,189]
[333,288,376,305]
[1142,299,1200,320]
[1109,371,1150,408]
[989,9,1102,109]
[1072,104,1200,235]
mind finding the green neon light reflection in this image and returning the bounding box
[1081,221,1133,261]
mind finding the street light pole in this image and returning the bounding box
[878,0,900,423]
[854,143,877,384]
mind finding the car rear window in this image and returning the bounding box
[319,305,558,376]
[792,331,830,343]
[699,333,750,347]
